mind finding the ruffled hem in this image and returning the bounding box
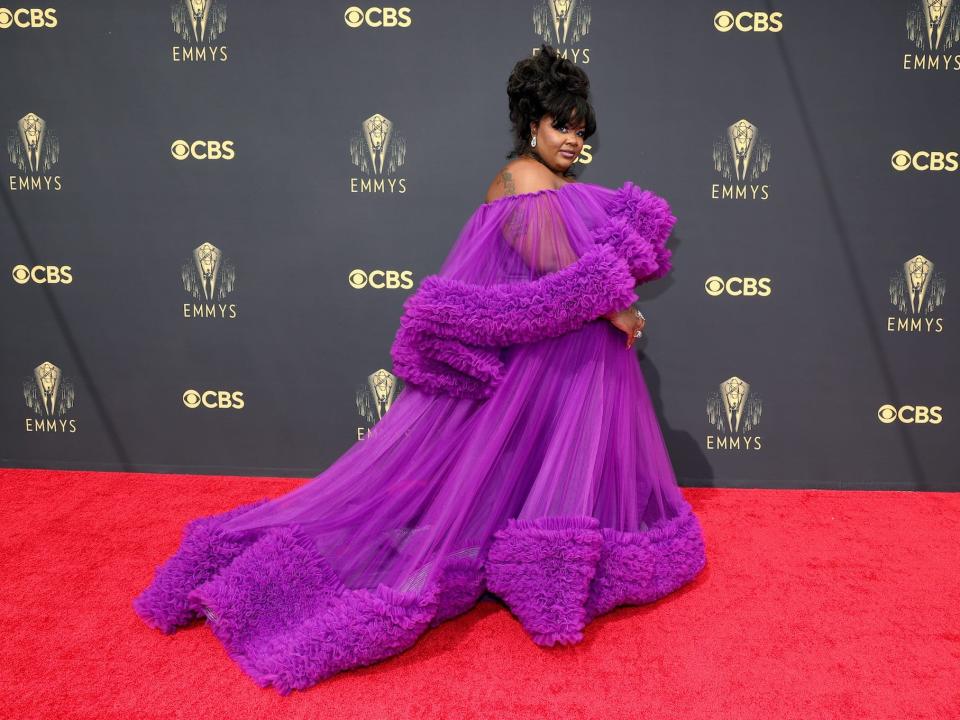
[485,505,706,644]
[591,180,677,284]
[132,501,706,694]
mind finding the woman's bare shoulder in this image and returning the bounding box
[484,157,563,203]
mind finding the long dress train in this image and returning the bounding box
[132,179,708,694]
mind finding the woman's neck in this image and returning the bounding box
[520,150,575,182]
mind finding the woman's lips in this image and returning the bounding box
[559,149,576,158]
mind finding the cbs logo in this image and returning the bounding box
[714,11,783,32]
[877,404,943,424]
[171,140,236,161]
[0,8,57,28]
[348,268,415,289]
[704,275,772,296]
[343,6,411,27]
[183,389,245,409]
[891,150,959,172]
[12,264,72,284]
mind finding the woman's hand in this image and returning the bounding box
[602,307,646,349]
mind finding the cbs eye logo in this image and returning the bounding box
[891,150,959,172]
[12,264,72,284]
[343,6,412,27]
[714,10,783,32]
[877,404,943,424]
[0,8,57,28]
[183,389,245,409]
[171,140,236,161]
[704,276,772,296]
[348,268,415,289]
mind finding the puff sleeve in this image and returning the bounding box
[590,181,676,284]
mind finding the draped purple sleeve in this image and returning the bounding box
[390,183,675,400]
[390,244,637,399]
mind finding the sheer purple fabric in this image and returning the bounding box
[132,180,707,694]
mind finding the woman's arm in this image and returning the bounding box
[396,242,638,348]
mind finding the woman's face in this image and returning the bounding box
[529,113,586,173]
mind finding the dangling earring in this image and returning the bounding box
[530,134,537,148]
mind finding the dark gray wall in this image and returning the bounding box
[1,1,956,490]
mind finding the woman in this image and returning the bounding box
[132,43,707,695]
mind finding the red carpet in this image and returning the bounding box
[0,468,957,720]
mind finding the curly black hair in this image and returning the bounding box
[505,43,597,171]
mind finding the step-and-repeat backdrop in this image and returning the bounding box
[1,2,956,489]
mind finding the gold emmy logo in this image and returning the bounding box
[887,254,945,332]
[904,1,960,69]
[706,375,763,450]
[7,111,61,190]
[356,368,403,439]
[711,118,771,200]
[907,0,959,50]
[171,0,228,62]
[23,361,77,432]
[349,113,407,193]
[181,242,238,318]
[533,0,591,62]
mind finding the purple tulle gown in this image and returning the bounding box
[132,179,708,694]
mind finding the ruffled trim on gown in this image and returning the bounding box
[591,180,677,284]
[390,242,638,400]
[132,499,707,695]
